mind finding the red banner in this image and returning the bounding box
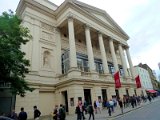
[135,75,141,88]
[114,71,121,88]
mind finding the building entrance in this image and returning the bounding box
[84,89,92,105]
[115,89,119,99]
[134,89,137,96]
[102,89,107,101]
[126,89,129,96]
[61,91,68,112]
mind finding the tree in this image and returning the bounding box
[0,11,33,95]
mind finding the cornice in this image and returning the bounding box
[73,0,129,40]
[56,2,129,40]
[16,0,56,19]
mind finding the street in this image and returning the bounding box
[115,100,160,120]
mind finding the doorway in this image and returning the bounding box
[84,89,92,105]
[115,89,119,99]
[102,89,107,101]
[61,91,68,112]
[126,89,129,96]
[134,89,137,96]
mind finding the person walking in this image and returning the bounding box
[105,100,111,116]
[53,105,58,120]
[88,103,94,120]
[148,94,152,102]
[118,98,123,114]
[75,101,85,120]
[93,101,97,114]
[9,109,18,120]
[96,100,100,114]
[58,104,66,120]
[33,106,41,120]
[109,99,114,112]
[18,107,27,120]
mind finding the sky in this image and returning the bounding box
[0,0,160,75]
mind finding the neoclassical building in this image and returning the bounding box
[134,66,153,90]
[15,0,143,118]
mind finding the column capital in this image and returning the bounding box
[84,24,91,29]
[108,36,114,41]
[124,45,130,49]
[67,15,74,21]
[98,31,103,36]
[55,27,60,32]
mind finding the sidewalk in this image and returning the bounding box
[42,97,160,120]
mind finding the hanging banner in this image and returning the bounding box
[135,75,141,88]
[114,71,121,88]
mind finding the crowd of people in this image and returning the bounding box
[0,106,41,120]
[75,94,157,120]
[0,94,157,120]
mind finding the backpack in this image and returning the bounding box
[59,108,65,118]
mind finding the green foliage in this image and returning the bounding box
[0,11,33,95]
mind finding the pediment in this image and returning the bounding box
[72,0,128,38]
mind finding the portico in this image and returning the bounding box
[13,0,139,118]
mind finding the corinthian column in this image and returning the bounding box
[68,16,77,68]
[118,43,128,77]
[109,38,119,72]
[85,25,96,72]
[126,47,135,79]
[98,32,109,74]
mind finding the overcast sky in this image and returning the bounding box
[0,0,160,72]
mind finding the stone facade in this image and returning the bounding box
[134,66,153,90]
[15,0,138,118]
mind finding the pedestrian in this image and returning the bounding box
[9,109,18,120]
[93,101,97,114]
[18,107,27,120]
[118,98,123,114]
[58,104,66,120]
[105,100,111,116]
[109,99,114,112]
[123,96,126,108]
[53,105,58,120]
[88,103,94,120]
[75,101,85,120]
[130,96,134,108]
[96,100,101,114]
[148,95,152,102]
[33,106,41,120]
[83,100,87,114]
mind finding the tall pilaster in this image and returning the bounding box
[68,16,77,69]
[85,25,96,72]
[118,43,128,77]
[126,47,135,79]
[109,38,119,72]
[32,19,40,71]
[98,33,109,74]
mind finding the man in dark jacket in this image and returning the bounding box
[118,98,123,114]
[18,107,27,120]
[75,101,85,120]
[59,104,66,120]
[33,106,41,120]
[88,103,94,120]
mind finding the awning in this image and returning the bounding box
[146,90,157,93]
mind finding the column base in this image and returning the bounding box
[107,87,116,100]
[118,87,126,99]
[99,73,112,81]
[90,70,99,79]
[67,67,81,77]
[128,88,135,96]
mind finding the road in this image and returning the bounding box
[115,100,160,120]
